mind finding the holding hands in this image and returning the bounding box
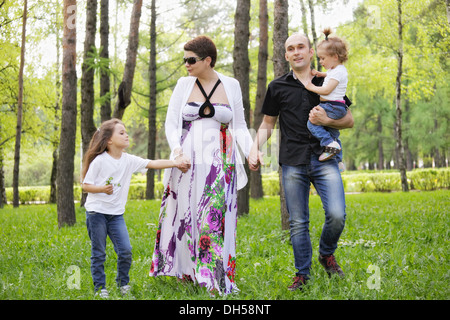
[248,147,264,172]
[173,148,191,173]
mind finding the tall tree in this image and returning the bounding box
[50,0,62,203]
[146,0,157,200]
[57,0,77,227]
[250,0,268,199]
[113,0,143,119]
[273,0,289,231]
[307,0,320,70]
[395,0,408,191]
[12,0,27,208]
[233,0,251,216]
[100,0,111,122]
[80,0,98,207]
[80,0,97,154]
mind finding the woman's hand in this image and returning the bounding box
[248,148,264,171]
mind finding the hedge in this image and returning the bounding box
[3,168,449,204]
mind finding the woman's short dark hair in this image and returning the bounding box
[184,35,217,68]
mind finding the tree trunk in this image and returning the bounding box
[250,0,268,199]
[0,146,5,208]
[233,0,251,216]
[299,0,309,35]
[307,0,320,70]
[57,0,78,227]
[395,0,408,191]
[146,0,157,200]
[80,0,98,207]
[273,0,289,77]
[273,0,289,231]
[81,0,97,156]
[377,114,384,170]
[50,0,61,204]
[100,0,111,122]
[13,0,27,208]
[113,0,143,119]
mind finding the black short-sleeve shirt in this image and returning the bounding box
[261,70,325,166]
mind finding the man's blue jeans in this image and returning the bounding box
[282,155,346,278]
[86,212,132,291]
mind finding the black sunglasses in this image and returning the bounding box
[183,56,205,65]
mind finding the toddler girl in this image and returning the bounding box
[306,28,349,165]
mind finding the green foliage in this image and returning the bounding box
[0,191,448,300]
[4,168,449,203]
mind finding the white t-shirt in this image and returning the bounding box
[321,64,348,101]
[83,152,150,215]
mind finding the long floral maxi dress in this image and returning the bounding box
[150,102,238,295]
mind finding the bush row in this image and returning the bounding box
[261,168,450,194]
[4,168,449,204]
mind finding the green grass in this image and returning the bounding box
[0,190,448,300]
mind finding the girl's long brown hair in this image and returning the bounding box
[81,118,124,180]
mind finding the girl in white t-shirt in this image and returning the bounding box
[306,28,349,166]
[81,118,190,297]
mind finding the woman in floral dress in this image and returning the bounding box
[149,36,253,295]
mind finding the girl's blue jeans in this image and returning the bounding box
[307,101,347,162]
[282,154,346,278]
[86,212,132,291]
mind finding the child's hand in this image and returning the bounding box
[305,81,315,91]
[103,184,114,195]
[175,155,191,173]
[311,69,327,77]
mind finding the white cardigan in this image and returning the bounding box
[163,71,253,190]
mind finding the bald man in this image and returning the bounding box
[249,33,353,291]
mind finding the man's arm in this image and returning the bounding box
[309,106,354,130]
[248,115,278,171]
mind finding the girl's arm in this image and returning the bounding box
[82,183,113,195]
[306,79,339,96]
[147,157,191,173]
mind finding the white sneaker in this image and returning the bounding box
[95,288,109,298]
[120,284,131,296]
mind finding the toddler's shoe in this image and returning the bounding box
[319,141,341,161]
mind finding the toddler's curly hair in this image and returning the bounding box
[317,28,348,63]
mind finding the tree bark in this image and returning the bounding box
[50,0,61,204]
[100,0,111,122]
[0,146,5,208]
[273,0,290,231]
[307,0,320,70]
[299,0,309,35]
[57,0,77,227]
[233,0,251,216]
[395,0,409,191]
[250,0,268,199]
[80,0,98,207]
[377,114,384,170]
[146,0,157,200]
[113,0,143,119]
[81,0,97,156]
[13,0,27,208]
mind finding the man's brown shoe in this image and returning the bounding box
[288,275,308,291]
[319,254,345,278]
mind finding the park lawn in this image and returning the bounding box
[0,190,448,300]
